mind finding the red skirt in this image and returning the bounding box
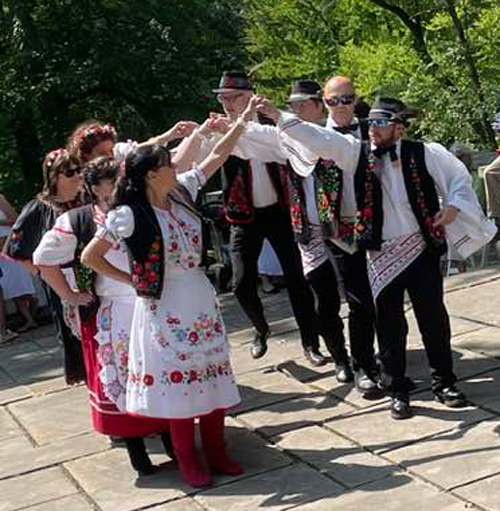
[80,317,170,438]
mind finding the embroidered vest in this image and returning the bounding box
[354,139,447,254]
[222,156,289,224]
[123,186,200,299]
[288,120,369,245]
[67,205,100,321]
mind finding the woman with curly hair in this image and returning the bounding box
[3,149,86,383]
[33,157,172,476]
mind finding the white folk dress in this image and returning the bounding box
[105,168,240,419]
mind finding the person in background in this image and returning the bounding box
[3,149,87,384]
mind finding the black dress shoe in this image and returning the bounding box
[250,330,270,359]
[335,363,354,383]
[303,347,328,367]
[354,368,385,400]
[137,464,160,477]
[390,397,413,420]
[434,386,468,408]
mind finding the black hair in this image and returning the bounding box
[112,144,171,208]
[83,157,119,202]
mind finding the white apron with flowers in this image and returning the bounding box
[107,169,240,419]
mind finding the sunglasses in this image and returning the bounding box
[216,92,245,104]
[323,94,355,107]
[367,118,394,128]
[62,166,82,178]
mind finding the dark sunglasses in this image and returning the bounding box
[62,166,82,178]
[367,118,393,128]
[323,94,355,107]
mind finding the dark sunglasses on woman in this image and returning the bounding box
[323,94,356,107]
[62,166,82,178]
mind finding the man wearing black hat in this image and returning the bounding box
[256,95,496,419]
[211,71,324,366]
[236,77,381,395]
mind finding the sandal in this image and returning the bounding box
[0,330,19,344]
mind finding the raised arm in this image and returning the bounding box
[0,194,17,226]
[257,99,361,175]
[197,95,260,180]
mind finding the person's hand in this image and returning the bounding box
[240,94,262,123]
[254,96,280,123]
[202,113,231,134]
[64,290,95,306]
[433,205,460,227]
[168,121,199,139]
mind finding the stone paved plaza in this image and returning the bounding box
[2,268,500,511]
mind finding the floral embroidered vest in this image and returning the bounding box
[287,120,369,246]
[354,139,447,254]
[124,186,200,299]
[222,156,289,224]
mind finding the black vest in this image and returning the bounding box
[354,139,446,254]
[123,186,200,299]
[67,205,100,321]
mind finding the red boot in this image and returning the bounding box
[200,410,244,476]
[170,418,211,488]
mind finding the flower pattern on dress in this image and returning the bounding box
[131,236,162,297]
[155,360,233,386]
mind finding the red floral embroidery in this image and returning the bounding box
[170,371,183,384]
[143,374,154,386]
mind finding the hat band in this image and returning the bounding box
[369,108,396,118]
[288,93,321,102]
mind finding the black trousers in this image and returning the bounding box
[230,203,319,349]
[305,259,348,363]
[375,248,456,397]
[328,244,377,372]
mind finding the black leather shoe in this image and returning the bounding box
[303,347,328,367]
[390,397,412,420]
[250,330,270,359]
[335,363,354,383]
[355,368,386,399]
[137,464,159,477]
[434,386,468,408]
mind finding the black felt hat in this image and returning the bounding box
[213,71,253,94]
[288,80,322,102]
[368,97,419,125]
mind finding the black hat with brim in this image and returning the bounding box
[213,71,253,94]
[288,80,322,102]
[368,96,419,125]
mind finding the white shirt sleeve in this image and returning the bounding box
[32,212,77,266]
[424,142,477,212]
[278,111,362,176]
[105,205,135,242]
[233,123,287,163]
[177,166,207,201]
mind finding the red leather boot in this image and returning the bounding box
[199,410,244,475]
[170,418,211,488]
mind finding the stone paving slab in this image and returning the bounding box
[445,279,500,326]
[148,497,206,510]
[0,408,22,443]
[385,416,500,490]
[195,464,343,511]
[275,425,400,489]
[453,472,500,511]
[322,391,493,455]
[0,466,77,511]
[459,369,500,413]
[0,384,34,406]
[452,327,500,357]
[64,448,187,511]
[21,494,93,511]
[237,392,356,442]
[8,385,91,445]
[233,369,317,415]
[0,432,109,480]
[294,476,472,510]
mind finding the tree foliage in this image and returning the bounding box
[0,0,245,205]
[243,0,500,148]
